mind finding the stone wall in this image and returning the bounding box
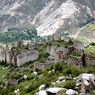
[66,55,82,67]
[85,54,95,66]
[66,53,95,67]
[35,62,54,70]
[17,50,39,67]
[0,47,39,67]
[47,46,68,63]
[0,48,5,62]
[0,48,10,63]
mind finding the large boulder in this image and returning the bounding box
[76,73,95,93]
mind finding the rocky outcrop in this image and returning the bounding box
[76,73,95,93]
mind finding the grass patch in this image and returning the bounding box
[0,63,95,95]
[85,45,95,56]
[0,66,9,83]
[76,36,90,45]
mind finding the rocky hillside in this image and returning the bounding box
[33,0,95,36]
[69,21,95,45]
[0,40,95,95]
[0,0,95,37]
[0,0,46,31]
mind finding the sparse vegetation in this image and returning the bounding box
[0,39,95,95]
[75,22,95,45]
[37,43,49,63]
[0,60,95,94]
[56,80,76,89]
[85,45,95,56]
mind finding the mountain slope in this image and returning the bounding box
[0,0,46,31]
[71,22,95,45]
[33,0,95,36]
[0,0,95,38]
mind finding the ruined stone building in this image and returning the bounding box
[73,41,85,54]
[47,45,68,63]
[16,50,39,67]
[0,46,7,62]
[0,43,39,67]
[8,47,39,67]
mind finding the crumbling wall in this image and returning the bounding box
[85,54,95,65]
[47,45,68,63]
[66,55,82,67]
[35,62,54,70]
[17,50,39,67]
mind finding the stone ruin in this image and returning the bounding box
[0,42,39,67]
[47,45,68,63]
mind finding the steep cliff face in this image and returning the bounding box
[33,0,95,36]
[0,0,95,37]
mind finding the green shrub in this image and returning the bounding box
[26,77,48,93]
[62,80,76,89]
[63,65,82,77]
[26,83,38,93]
[9,73,22,79]
[26,74,35,80]
[0,85,15,95]
[48,65,54,71]
[54,63,63,72]
[81,66,95,74]
[0,81,3,85]
[55,80,76,89]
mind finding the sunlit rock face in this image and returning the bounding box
[34,0,78,36]
[33,0,95,36]
[0,0,95,36]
